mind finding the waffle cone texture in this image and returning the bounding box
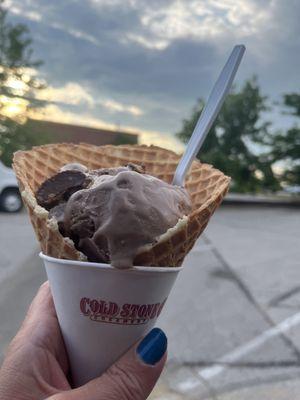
[13,143,230,267]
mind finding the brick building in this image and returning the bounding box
[27,119,139,146]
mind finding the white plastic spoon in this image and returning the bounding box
[172,44,245,187]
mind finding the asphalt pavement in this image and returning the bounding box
[0,205,300,399]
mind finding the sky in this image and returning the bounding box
[4,0,300,151]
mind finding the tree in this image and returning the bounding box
[267,94,300,186]
[0,0,49,166]
[176,77,280,193]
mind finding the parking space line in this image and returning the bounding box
[198,311,300,381]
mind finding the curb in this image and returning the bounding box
[223,194,300,207]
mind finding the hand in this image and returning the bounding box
[0,282,167,400]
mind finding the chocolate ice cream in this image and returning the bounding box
[36,163,192,268]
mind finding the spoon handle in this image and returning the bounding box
[172,45,245,187]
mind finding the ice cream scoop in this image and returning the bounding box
[36,163,192,268]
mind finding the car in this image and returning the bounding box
[0,160,23,212]
[283,185,300,195]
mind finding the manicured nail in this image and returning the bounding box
[137,327,167,365]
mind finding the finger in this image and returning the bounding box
[6,281,68,373]
[10,281,58,349]
[49,328,167,400]
[25,281,56,322]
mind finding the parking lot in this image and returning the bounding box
[0,205,300,399]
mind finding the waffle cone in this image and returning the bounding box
[13,143,230,267]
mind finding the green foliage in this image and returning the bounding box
[268,95,300,186]
[0,7,40,69]
[0,120,51,166]
[270,128,300,162]
[283,93,300,116]
[0,0,48,166]
[177,77,280,193]
[280,164,300,186]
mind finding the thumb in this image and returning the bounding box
[51,328,167,400]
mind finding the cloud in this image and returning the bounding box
[36,82,143,116]
[123,33,168,50]
[85,0,272,51]
[6,1,42,21]
[29,104,125,130]
[98,99,143,116]
[49,22,100,46]
[5,0,300,147]
[37,83,94,106]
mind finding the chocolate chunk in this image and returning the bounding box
[36,170,91,210]
[90,164,146,178]
[78,237,110,263]
[126,163,146,174]
[68,213,95,239]
[49,203,67,236]
[90,167,126,177]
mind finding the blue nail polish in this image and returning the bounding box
[137,328,167,365]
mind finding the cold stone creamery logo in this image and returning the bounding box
[80,298,167,325]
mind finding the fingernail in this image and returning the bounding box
[137,327,167,365]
